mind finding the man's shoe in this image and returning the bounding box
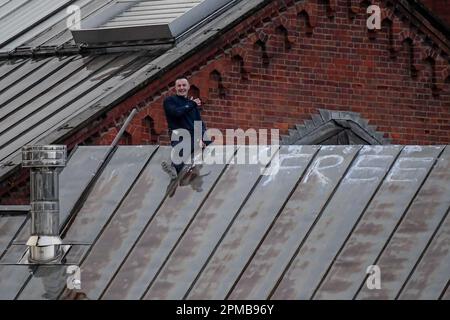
[161,161,178,180]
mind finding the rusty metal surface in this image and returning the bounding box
[102,146,237,299]
[0,265,32,299]
[398,209,450,300]
[69,147,171,300]
[63,146,156,244]
[228,146,361,300]
[0,244,89,300]
[356,146,448,299]
[0,215,25,257]
[1,145,449,300]
[187,146,319,300]
[314,146,442,300]
[143,146,279,300]
[271,146,402,300]
[14,146,110,244]
[59,146,111,224]
[17,266,68,300]
[16,245,90,300]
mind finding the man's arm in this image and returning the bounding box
[163,97,195,117]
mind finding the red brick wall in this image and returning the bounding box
[421,0,450,26]
[2,0,450,204]
[93,0,450,146]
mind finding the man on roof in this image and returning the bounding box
[161,76,209,179]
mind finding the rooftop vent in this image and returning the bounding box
[22,145,66,264]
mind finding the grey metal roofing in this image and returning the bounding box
[0,51,165,178]
[102,0,204,27]
[0,145,449,300]
[0,0,116,52]
[71,0,235,44]
[0,0,266,181]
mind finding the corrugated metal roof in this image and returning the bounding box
[0,0,262,182]
[102,0,203,28]
[0,145,448,300]
[0,0,115,52]
[71,0,235,44]
[0,0,73,48]
[0,51,163,179]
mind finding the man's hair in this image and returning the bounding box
[175,76,189,83]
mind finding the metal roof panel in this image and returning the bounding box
[1,145,449,300]
[63,146,156,244]
[315,146,444,299]
[228,146,361,299]
[188,146,320,299]
[102,146,236,299]
[0,0,73,48]
[65,147,171,300]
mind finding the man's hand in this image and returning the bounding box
[191,97,202,107]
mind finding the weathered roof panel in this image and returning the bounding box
[144,147,281,299]
[102,0,203,28]
[0,51,160,179]
[0,0,115,51]
[0,0,73,48]
[228,145,361,299]
[102,146,236,299]
[72,0,232,43]
[0,265,31,300]
[66,147,172,300]
[314,146,446,299]
[0,145,449,300]
[395,210,450,300]
[63,145,157,244]
[0,215,26,258]
[188,146,320,300]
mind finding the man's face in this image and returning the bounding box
[175,79,190,97]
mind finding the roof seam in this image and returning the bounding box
[396,204,450,299]
[267,145,364,299]
[57,145,159,299]
[352,145,447,299]
[184,145,287,299]
[139,147,241,300]
[310,146,405,299]
[224,145,322,300]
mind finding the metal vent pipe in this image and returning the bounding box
[22,145,66,263]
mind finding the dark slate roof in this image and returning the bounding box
[0,145,449,300]
[0,0,267,181]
